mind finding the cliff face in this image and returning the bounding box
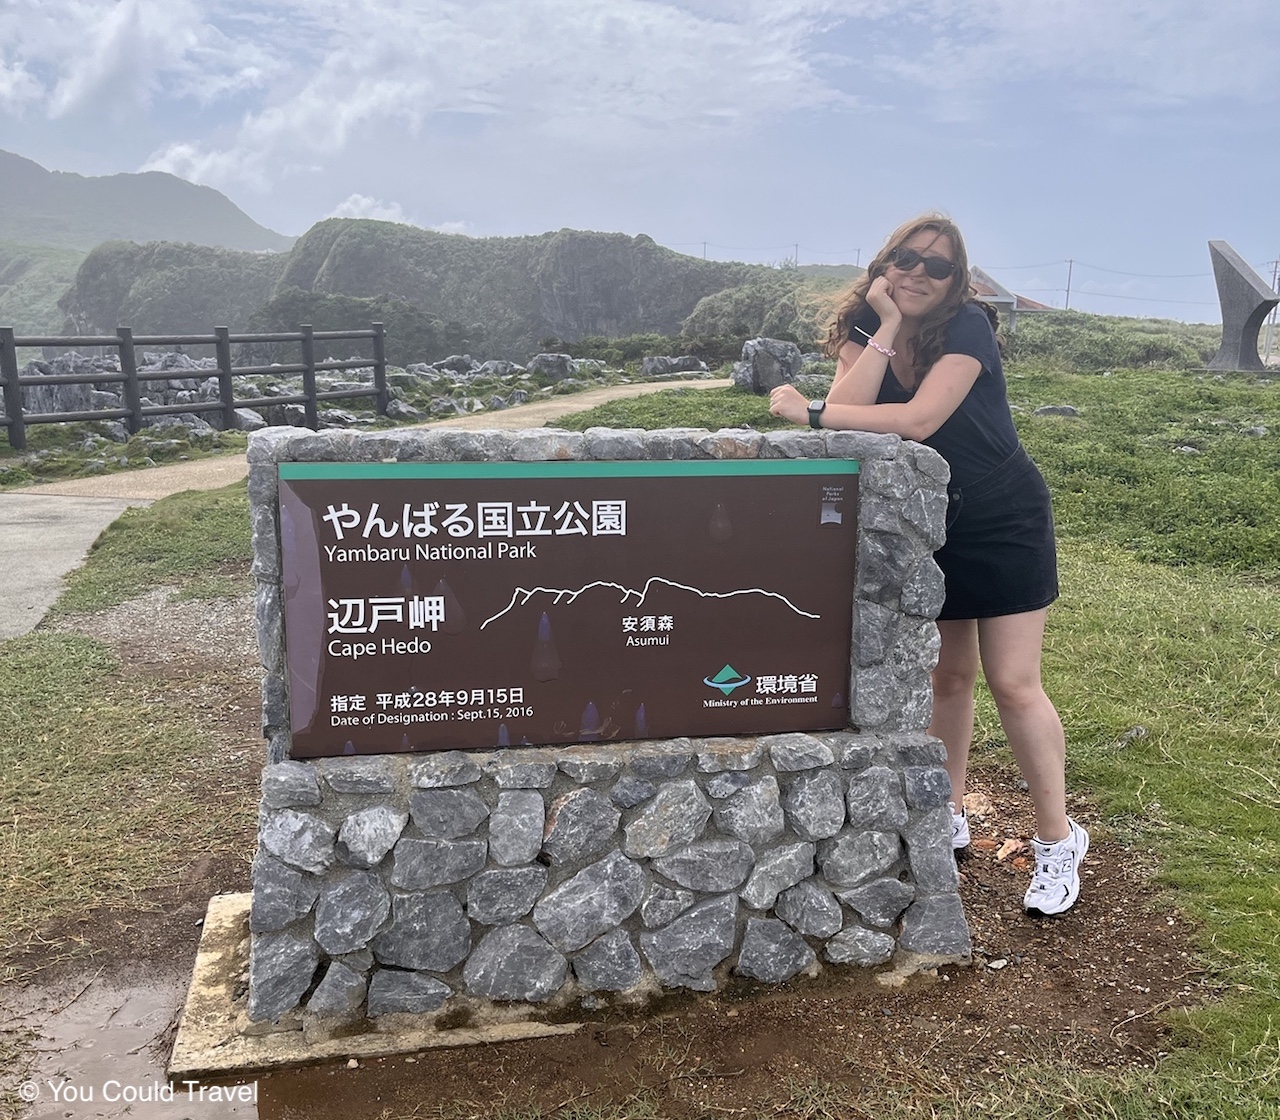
[56,220,769,358]
[58,240,288,336]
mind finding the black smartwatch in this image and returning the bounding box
[807,399,826,429]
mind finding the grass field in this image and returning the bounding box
[1,360,1276,1117]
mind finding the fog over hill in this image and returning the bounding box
[0,149,293,253]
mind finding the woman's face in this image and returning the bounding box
[885,229,957,320]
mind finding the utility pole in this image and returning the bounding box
[1065,259,1074,310]
[794,244,799,268]
[702,241,706,260]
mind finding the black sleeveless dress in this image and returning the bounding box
[849,302,1059,620]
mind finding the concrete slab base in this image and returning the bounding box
[168,894,582,1082]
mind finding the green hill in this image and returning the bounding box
[57,221,772,360]
[0,149,293,253]
[0,243,86,334]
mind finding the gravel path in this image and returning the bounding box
[18,378,729,500]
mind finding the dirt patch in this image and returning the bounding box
[3,588,1211,1118]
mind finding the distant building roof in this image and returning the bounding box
[969,266,1054,315]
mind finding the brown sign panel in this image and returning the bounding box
[278,460,859,757]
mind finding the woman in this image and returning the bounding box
[769,213,1087,917]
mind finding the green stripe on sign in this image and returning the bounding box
[278,459,861,480]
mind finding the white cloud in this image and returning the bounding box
[870,0,1277,112]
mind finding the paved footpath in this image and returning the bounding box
[0,379,729,640]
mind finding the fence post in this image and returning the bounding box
[299,324,319,429]
[117,327,143,435]
[372,322,389,416]
[214,326,235,431]
[0,326,27,451]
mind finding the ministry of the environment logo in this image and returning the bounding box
[703,664,752,696]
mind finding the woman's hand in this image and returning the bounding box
[769,384,810,425]
[865,275,902,326]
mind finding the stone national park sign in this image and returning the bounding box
[279,460,859,757]
[241,425,970,1032]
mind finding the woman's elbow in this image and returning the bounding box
[899,417,940,442]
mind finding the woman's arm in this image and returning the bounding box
[826,276,904,406]
[770,352,982,442]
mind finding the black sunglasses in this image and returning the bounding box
[886,247,958,281]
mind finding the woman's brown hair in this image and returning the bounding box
[824,213,986,384]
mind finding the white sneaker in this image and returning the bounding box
[1024,818,1089,916]
[949,801,970,850]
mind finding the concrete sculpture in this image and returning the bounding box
[1208,240,1278,371]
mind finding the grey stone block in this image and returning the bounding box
[409,751,483,787]
[695,738,764,773]
[825,925,896,966]
[572,930,644,992]
[372,890,471,971]
[818,831,902,890]
[906,808,959,893]
[761,430,826,458]
[903,766,953,809]
[824,430,900,462]
[775,880,843,938]
[629,741,693,779]
[389,838,487,889]
[463,926,567,1002]
[507,429,586,461]
[248,929,320,1021]
[763,732,835,771]
[898,894,971,958]
[781,769,846,841]
[735,917,815,983]
[696,429,764,458]
[845,766,908,831]
[336,805,408,869]
[895,732,948,765]
[260,809,336,874]
[543,788,621,865]
[486,755,558,789]
[642,427,715,460]
[652,839,755,892]
[705,771,752,799]
[641,884,695,928]
[307,961,366,1017]
[739,842,815,910]
[557,752,623,783]
[713,776,785,845]
[261,761,321,809]
[467,866,548,925]
[367,970,452,1016]
[314,871,391,955]
[835,878,915,930]
[532,851,646,952]
[409,788,490,840]
[902,556,946,614]
[250,853,320,933]
[321,757,396,794]
[610,773,656,809]
[640,894,738,991]
[489,790,546,866]
[584,427,647,459]
[831,733,880,771]
[622,779,711,858]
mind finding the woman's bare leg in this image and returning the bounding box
[930,619,980,807]
[976,608,1069,842]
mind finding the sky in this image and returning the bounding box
[2,0,1277,324]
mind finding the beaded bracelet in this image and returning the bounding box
[853,326,896,358]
